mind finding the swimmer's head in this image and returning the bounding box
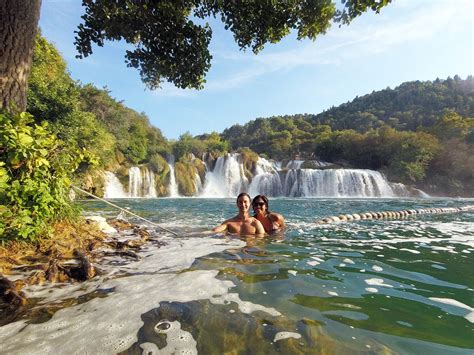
[252,195,269,213]
[236,193,251,212]
[237,192,251,203]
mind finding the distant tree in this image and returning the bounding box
[1,0,392,112]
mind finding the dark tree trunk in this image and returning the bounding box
[0,0,42,113]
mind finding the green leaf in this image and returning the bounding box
[18,132,34,145]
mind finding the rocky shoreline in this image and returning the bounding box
[0,216,161,326]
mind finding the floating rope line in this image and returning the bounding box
[71,185,180,237]
[315,205,474,224]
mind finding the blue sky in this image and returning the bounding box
[39,0,473,139]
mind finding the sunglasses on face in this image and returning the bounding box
[253,202,265,207]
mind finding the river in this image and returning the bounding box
[1,197,473,354]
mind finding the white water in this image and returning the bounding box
[104,154,410,198]
[129,166,157,198]
[250,158,396,197]
[103,172,128,198]
[0,236,282,354]
[281,169,395,197]
[201,154,249,197]
[168,156,179,197]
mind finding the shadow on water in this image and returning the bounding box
[121,300,388,355]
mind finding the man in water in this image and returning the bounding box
[252,194,285,234]
[213,193,265,235]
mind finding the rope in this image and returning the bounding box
[71,185,180,237]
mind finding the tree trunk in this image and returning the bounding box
[0,0,42,113]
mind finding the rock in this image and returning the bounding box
[0,275,27,307]
[86,216,117,234]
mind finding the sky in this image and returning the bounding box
[39,0,474,139]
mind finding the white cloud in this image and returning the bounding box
[146,0,473,98]
[200,0,473,92]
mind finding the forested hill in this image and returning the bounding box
[223,77,473,153]
[312,77,473,131]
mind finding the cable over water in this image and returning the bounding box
[71,185,180,237]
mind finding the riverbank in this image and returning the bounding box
[0,216,153,324]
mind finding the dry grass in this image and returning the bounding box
[0,219,107,275]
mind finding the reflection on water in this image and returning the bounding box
[1,198,473,354]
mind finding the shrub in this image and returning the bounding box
[0,112,92,242]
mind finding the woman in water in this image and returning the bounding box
[252,194,285,234]
[213,193,265,235]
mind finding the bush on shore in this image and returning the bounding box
[0,111,93,242]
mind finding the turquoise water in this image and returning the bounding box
[1,198,472,354]
[84,198,474,354]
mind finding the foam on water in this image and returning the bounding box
[153,320,197,354]
[0,236,284,353]
[365,278,394,288]
[273,331,302,342]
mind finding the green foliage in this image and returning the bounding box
[27,34,116,168]
[0,112,91,241]
[74,1,390,90]
[430,111,473,141]
[173,131,230,160]
[223,78,474,156]
[79,84,170,166]
[174,155,204,196]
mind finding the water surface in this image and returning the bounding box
[1,198,472,354]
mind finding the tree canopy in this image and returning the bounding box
[2,0,392,111]
[74,0,392,90]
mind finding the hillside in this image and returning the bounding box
[313,76,473,131]
[222,77,474,155]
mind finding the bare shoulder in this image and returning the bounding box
[251,217,265,234]
[269,212,285,223]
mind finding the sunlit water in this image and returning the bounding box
[1,198,473,354]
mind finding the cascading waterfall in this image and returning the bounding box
[248,157,283,196]
[201,154,249,197]
[103,172,128,198]
[103,155,415,198]
[280,169,395,197]
[168,156,179,197]
[249,158,398,198]
[194,173,203,194]
[128,166,157,198]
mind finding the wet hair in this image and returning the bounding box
[236,192,251,203]
[252,194,269,210]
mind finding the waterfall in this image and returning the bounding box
[280,169,395,197]
[142,168,157,197]
[248,157,282,196]
[103,155,414,198]
[285,160,304,169]
[168,156,179,197]
[247,157,399,198]
[201,154,249,197]
[103,172,128,198]
[129,167,141,197]
[128,166,157,198]
[194,173,203,194]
